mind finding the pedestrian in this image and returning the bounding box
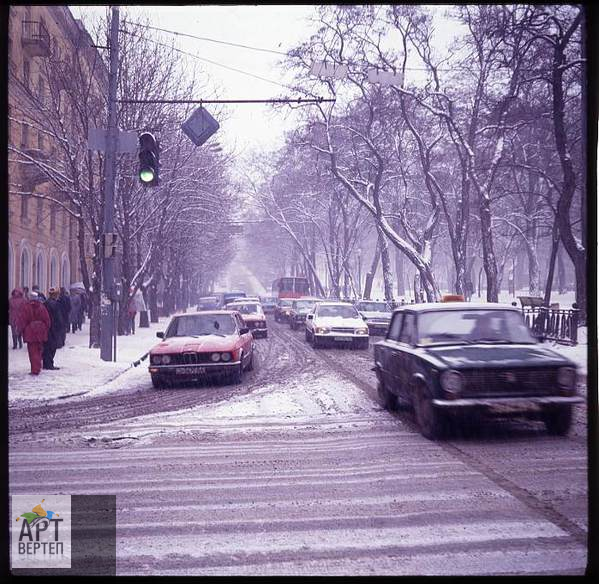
[69,291,82,334]
[126,292,137,335]
[9,288,26,349]
[17,292,50,375]
[79,291,87,329]
[42,288,64,370]
[57,287,71,347]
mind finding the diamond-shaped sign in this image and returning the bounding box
[181,107,220,147]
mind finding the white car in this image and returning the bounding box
[305,302,369,349]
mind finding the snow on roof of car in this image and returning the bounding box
[186,310,238,316]
[317,301,355,307]
[394,302,521,313]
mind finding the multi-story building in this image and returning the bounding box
[8,6,107,295]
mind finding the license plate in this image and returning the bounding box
[489,403,535,415]
[334,337,352,342]
[175,366,206,375]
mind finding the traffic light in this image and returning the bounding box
[138,132,159,185]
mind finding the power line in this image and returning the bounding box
[122,20,289,56]
[119,29,306,94]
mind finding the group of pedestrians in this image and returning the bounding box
[8,286,88,375]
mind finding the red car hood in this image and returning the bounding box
[151,335,238,354]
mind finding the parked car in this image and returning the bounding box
[196,296,219,311]
[373,302,583,440]
[225,300,268,338]
[148,311,254,388]
[305,301,369,349]
[274,298,294,323]
[355,300,393,335]
[289,297,321,330]
[259,296,278,314]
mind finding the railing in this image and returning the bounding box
[520,302,579,345]
[21,20,51,57]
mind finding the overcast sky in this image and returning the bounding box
[70,5,318,155]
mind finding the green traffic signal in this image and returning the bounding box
[138,132,159,185]
[140,168,155,183]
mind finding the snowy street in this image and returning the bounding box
[9,317,588,575]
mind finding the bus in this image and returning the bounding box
[271,277,310,299]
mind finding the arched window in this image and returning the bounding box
[50,254,58,288]
[61,256,70,289]
[9,241,14,293]
[35,250,46,292]
[20,248,30,288]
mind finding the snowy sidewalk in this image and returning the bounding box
[8,315,173,403]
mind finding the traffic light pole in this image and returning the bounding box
[100,6,120,362]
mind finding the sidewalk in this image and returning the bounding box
[8,315,172,403]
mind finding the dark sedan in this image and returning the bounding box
[373,303,582,440]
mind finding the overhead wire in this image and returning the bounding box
[122,20,289,56]
[118,28,308,95]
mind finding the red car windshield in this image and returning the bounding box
[166,314,236,337]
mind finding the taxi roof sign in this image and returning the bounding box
[441,294,465,302]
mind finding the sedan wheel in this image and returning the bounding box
[377,381,397,411]
[305,329,312,343]
[542,405,572,436]
[414,386,448,440]
[230,362,243,384]
[246,350,254,372]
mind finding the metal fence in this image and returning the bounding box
[521,305,579,345]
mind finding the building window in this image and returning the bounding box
[23,60,30,90]
[37,129,44,151]
[20,248,31,288]
[21,194,29,219]
[21,121,29,148]
[35,251,46,292]
[61,256,70,288]
[50,203,56,232]
[50,255,58,288]
[9,242,14,293]
[38,77,45,107]
[36,198,43,226]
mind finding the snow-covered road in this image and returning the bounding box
[9,317,588,575]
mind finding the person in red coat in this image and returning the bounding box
[9,288,26,349]
[17,293,51,375]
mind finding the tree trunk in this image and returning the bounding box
[378,227,394,303]
[364,236,382,300]
[557,244,567,293]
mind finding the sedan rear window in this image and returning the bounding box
[166,314,236,337]
[317,305,359,318]
[229,303,262,315]
[417,310,536,346]
[357,302,391,312]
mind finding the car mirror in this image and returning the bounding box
[156,332,164,338]
[307,314,314,320]
[362,315,368,321]
[240,327,250,335]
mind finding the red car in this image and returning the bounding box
[148,311,254,388]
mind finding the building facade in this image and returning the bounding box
[8,6,106,295]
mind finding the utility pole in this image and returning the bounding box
[100,6,120,361]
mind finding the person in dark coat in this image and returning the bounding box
[43,288,64,370]
[17,293,51,375]
[9,288,26,349]
[69,292,82,334]
[57,287,71,346]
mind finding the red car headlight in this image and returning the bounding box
[221,352,231,362]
